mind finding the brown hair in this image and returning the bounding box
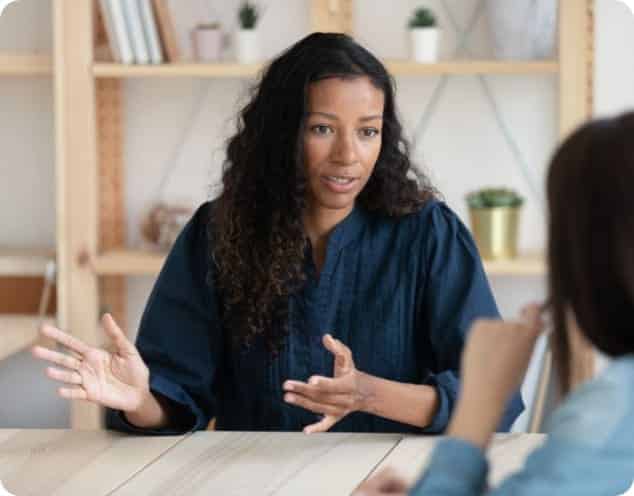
[547,112,634,393]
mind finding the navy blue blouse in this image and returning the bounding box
[107,200,524,434]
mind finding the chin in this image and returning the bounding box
[316,193,357,211]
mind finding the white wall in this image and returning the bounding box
[0,0,632,429]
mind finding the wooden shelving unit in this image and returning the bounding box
[94,250,166,276]
[0,248,55,276]
[483,253,545,277]
[94,61,264,78]
[384,59,558,76]
[0,53,52,76]
[94,249,546,278]
[93,59,558,79]
[45,0,595,429]
[0,315,54,361]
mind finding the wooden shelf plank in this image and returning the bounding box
[385,59,559,76]
[95,249,545,277]
[94,62,264,78]
[94,249,166,276]
[483,253,546,276]
[93,60,558,79]
[0,315,54,361]
[0,248,55,276]
[0,53,52,76]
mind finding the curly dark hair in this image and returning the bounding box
[212,32,436,353]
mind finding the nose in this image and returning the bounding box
[331,131,359,166]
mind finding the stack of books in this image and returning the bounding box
[98,0,180,64]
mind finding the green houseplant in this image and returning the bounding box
[466,188,524,260]
[238,1,259,29]
[407,7,440,63]
[236,2,260,63]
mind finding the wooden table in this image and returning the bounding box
[0,430,545,495]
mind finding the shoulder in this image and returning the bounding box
[548,355,634,449]
[392,200,478,257]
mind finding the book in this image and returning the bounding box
[121,0,149,64]
[138,0,163,64]
[99,0,134,64]
[152,0,180,62]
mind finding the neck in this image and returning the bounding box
[303,204,353,273]
[303,204,353,246]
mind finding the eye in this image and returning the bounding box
[310,124,334,135]
[360,127,380,138]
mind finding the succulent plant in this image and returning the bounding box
[408,7,437,29]
[466,188,524,209]
[239,1,259,29]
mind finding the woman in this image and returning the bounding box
[356,113,634,495]
[31,33,522,435]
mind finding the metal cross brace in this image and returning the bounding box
[411,0,546,211]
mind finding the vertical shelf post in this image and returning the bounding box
[558,0,595,387]
[54,0,101,429]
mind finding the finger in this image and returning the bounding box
[39,324,89,356]
[359,468,408,492]
[58,387,88,400]
[47,366,82,385]
[284,392,345,417]
[303,415,338,434]
[322,334,351,367]
[283,385,354,410]
[32,345,82,371]
[285,377,350,396]
[102,314,136,356]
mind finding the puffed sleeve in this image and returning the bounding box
[419,202,524,433]
[106,202,223,434]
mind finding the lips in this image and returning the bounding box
[320,175,359,193]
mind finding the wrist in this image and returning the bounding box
[447,396,501,449]
[129,385,153,413]
[354,370,376,414]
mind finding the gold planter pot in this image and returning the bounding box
[469,206,521,260]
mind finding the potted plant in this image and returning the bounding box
[485,0,557,59]
[192,22,223,62]
[407,6,439,63]
[236,1,260,63]
[466,187,524,260]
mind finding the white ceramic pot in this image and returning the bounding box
[486,0,558,59]
[409,28,440,63]
[235,29,259,63]
[192,26,223,62]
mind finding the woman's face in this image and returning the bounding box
[302,76,384,216]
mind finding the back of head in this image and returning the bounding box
[547,111,634,391]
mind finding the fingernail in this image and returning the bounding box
[309,377,318,385]
[285,394,294,403]
[283,382,293,391]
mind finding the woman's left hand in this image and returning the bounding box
[283,334,366,434]
[352,468,410,495]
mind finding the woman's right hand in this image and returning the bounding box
[31,313,150,413]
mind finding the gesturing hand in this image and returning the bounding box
[352,468,409,496]
[283,333,366,434]
[31,313,150,412]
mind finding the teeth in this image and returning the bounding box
[326,176,353,184]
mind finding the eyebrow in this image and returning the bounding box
[308,111,383,122]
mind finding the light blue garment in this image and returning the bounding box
[410,354,634,495]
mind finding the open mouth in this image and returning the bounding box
[321,175,359,193]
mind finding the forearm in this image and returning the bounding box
[123,390,172,429]
[446,391,505,449]
[357,371,439,428]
